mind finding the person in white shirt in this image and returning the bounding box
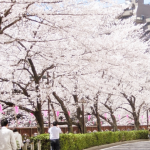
[48,121,62,150]
[0,119,17,150]
[13,128,24,150]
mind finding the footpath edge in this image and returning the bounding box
[83,139,149,150]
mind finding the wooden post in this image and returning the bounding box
[47,72,51,128]
[22,142,27,150]
[30,128,31,137]
[31,141,34,150]
[37,141,41,150]
[147,109,149,129]
[48,99,50,128]
[82,103,84,133]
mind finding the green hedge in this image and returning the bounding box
[31,130,148,150]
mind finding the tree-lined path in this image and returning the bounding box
[1,0,150,136]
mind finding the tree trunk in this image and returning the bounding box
[77,123,82,133]
[51,103,57,121]
[77,122,82,133]
[134,117,140,130]
[112,125,118,131]
[68,123,73,133]
[34,103,44,134]
[132,111,140,130]
[73,95,87,133]
[111,115,118,131]
[96,113,101,131]
[34,111,44,134]
[53,92,73,133]
[94,94,101,132]
[121,93,143,131]
[78,118,87,133]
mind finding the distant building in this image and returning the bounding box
[120,0,150,36]
[121,0,150,22]
[136,0,150,25]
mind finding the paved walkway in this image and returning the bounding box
[101,141,150,150]
[84,140,150,150]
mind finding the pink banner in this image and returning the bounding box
[88,115,91,121]
[43,111,48,117]
[15,106,19,114]
[141,116,144,124]
[68,111,70,116]
[56,111,59,117]
[126,115,129,123]
[105,113,107,119]
[0,104,3,113]
[31,113,33,116]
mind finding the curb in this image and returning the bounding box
[83,139,149,150]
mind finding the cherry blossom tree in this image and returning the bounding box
[0,0,120,133]
[0,0,150,133]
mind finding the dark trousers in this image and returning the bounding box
[50,139,60,150]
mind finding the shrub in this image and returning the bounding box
[31,130,148,150]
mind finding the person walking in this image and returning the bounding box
[13,128,24,150]
[0,119,17,150]
[48,121,62,150]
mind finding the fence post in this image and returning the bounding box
[22,142,27,150]
[30,141,34,150]
[37,140,41,150]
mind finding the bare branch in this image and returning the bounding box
[28,58,39,84]
[38,65,55,80]
[120,107,132,114]
[0,100,35,114]
[0,17,21,34]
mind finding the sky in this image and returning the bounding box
[118,0,125,3]
[118,0,150,4]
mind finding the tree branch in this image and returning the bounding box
[120,107,132,114]
[0,17,21,34]
[38,65,55,80]
[14,82,30,97]
[0,100,35,114]
[28,58,39,84]
[53,92,71,123]
[99,114,113,126]
[137,101,145,117]
[23,67,33,78]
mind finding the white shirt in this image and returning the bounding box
[14,132,24,149]
[0,127,17,150]
[48,126,62,140]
